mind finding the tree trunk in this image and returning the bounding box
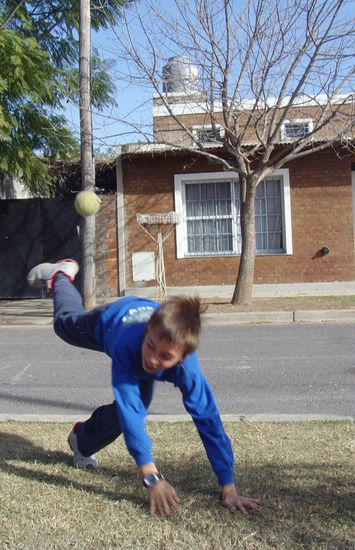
[79,0,96,310]
[232,178,256,305]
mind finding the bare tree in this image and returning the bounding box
[101,0,354,304]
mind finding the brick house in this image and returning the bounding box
[111,142,355,298]
[102,80,355,299]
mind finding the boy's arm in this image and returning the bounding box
[112,372,155,465]
[178,356,235,484]
[112,374,180,516]
[176,354,261,513]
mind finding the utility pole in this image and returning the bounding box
[79,0,96,309]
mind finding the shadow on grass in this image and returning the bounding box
[0,430,353,548]
[0,430,144,507]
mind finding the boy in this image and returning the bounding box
[27,259,260,517]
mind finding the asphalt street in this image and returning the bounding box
[0,322,354,419]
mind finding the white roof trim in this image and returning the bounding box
[153,92,353,118]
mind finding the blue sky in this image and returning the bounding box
[64,29,155,153]
[64,3,160,153]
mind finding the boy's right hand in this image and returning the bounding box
[149,480,180,516]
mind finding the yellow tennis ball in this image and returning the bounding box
[74,190,101,216]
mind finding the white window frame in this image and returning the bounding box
[174,170,292,258]
[281,118,313,141]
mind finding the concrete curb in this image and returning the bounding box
[204,311,294,325]
[0,413,353,423]
[205,309,355,325]
[2,309,355,326]
[204,310,355,325]
[1,292,355,325]
[293,309,355,323]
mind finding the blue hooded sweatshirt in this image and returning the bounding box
[95,296,234,486]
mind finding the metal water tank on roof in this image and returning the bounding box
[162,56,199,94]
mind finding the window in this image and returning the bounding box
[255,177,285,252]
[184,179,239,255]
[174,170,292,258]
[192,125,224,144]
[281,119,313,141]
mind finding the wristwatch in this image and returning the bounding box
[143,472,164,488]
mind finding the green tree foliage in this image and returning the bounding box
[0,28,77,192]
[0,0,131,193]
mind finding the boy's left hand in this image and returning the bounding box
[149,479,180,516]
[221,483,261,514]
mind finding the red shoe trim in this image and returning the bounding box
[48,271,73,291]
[73,422,82,434]
[48,262,76,291]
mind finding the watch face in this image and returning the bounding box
[144,473,162,488]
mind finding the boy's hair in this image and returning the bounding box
[147,295,206,356]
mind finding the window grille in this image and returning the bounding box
[284,122,310,138]
[281,119,313,141]
[185,180,236,254]
[183,176,284,256]
[193,126,223,144]
[255,177,283,252]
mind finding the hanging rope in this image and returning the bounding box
[136,212,180,301]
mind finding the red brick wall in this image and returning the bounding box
[95,194,119,298]
[277,152,354,283]
[121,148,355,289]
[154,103,353,145]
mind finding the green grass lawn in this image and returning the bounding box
[0,421,353,550]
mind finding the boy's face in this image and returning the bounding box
[141,325,186,374]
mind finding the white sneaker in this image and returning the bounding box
[68,425,98,469]
[27,259,79,291]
